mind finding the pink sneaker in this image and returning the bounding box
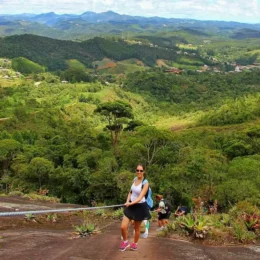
[119,241,129,251]
[130,242,137,251]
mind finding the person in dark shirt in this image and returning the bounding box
[174,205,187,217]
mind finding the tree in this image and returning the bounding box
[0,139,21,179]
[216,180,259,208]
[94,101,133,156]
[27,157,54,190]
[119,126,180,173]
[62,67,93,83]
[124,120,144,131]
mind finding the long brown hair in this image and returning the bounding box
[156,194,163,200]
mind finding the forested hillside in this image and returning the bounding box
[0,8,260,247]
[0,35,179,70]
[0,12,260,214]
[123,70,260,111]
[0,65,259,209]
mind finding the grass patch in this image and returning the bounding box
[153,115,195,130]
[177,44,198,50]
[168,62,202,70]
[23,193,60,203]
[0,78,23,87]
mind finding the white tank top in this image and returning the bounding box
[130,180,146,203]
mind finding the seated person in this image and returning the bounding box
[174,205,187,217]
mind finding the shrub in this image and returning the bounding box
[112,207,124,220]
[74,222,96,237]
[231,220,256,243]
[229,201,260,219]
[46,213,58,222]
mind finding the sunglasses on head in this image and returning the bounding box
[136,169,144,172]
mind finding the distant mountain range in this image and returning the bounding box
[1,11,260,27]
[0,11,260,40]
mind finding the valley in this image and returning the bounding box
[0,9,260,248]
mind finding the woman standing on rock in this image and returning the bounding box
[120,164,151,251]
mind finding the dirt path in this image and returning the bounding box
[0,197,260,260]
[1,222,260,260]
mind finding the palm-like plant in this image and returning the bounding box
[177,214,195,233]
[176,214,210,239]
[74,222,96,237]
[194,215,210,238]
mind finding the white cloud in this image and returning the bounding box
[0,0,259,23]
[138,1,154,11]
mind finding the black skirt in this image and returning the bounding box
[124,202,151,221]
[158,212,171,220]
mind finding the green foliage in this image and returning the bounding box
[166,208,260,243]
[124,70,260,113]
[231,220,256,243]
[95,101,133,155]
[228,155,260,188]
[0,139,21,178]
[194,215,210,239]
[177,214,195,233]
[12,57,45,74]
[232,29,260,40]
[115,170,133,201]
[112,207,124,219]
[74,222,96,237]
[62,67,94,83]
[23,193,60,203]
[24,213,35,221]
[209,214,231,228]
[223,140,253,159]
[95,209,107,218]
[46,213,58,222]
[66,59,86,70]
[228,201,260,219]
[216,180,259,208]
[0,35,179,71]
[235,54,258,66]
[124,120,144,131]
[26,157,54,189]
[33,72,60,83]
[198,94,260,126]
[0,59,260,211]
[174,214,210,239]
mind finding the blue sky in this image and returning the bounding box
[0,0,260,23]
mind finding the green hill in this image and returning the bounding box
[12,57,45,74]
[0,34,179,71]
[0,65,260,210]
[232,29,260,39]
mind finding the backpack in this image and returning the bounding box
[133,177,153,210]
[162,199,173,214]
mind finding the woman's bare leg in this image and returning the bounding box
[158,219,163,227]
[121,216,131,241]
[163,219,169,226]
[133,220,142,243]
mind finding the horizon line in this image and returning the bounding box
[0,10,259,25]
